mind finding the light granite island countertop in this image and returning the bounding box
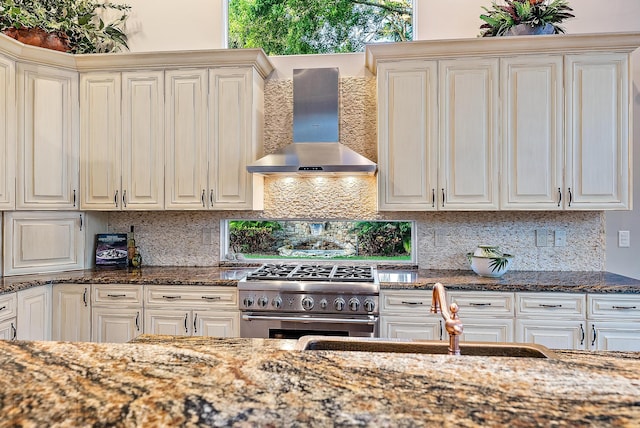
[0,335,638,426]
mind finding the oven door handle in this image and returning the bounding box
[242,314,378,325]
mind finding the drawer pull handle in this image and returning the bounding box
[202,296,222,301]
[401,301,423,305]
[107,294,127,298]
[580,323,585,346]
[11,323,17,340]
[184,313,189,333]
[469,303,492,306]
[162,295,182,300]
[591,325,597,347]
[193,313,198,333]
[0,306,6,312]
[135,312,140,332]
[612,306,637,310]
[83,288,88,307]
[539,304,562,308]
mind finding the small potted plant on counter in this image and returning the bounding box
[0,0,131,53]
[479,0,574,37]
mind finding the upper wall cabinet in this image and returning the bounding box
[0,54,15,210]
[368,33,640,212]
[80,71,164,210]
[17,63,79,210]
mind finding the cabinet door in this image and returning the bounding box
[208,68,257,209]
[565,53,630,209]
[589,322,640,352]
[0,318,17,340]
[3,211,85,275]
[377,61,438,211]
[501,56,564,210]
[0,55,15,210]
[121,71,164,210]
[17,63,79,210]
[92,307,142,343]
[458,318,514,343]
[144,309,191,336]
[193,311,239,337]
[439,58,499,210]
[515,319,587,350]
[164,69,209,209]
[17,284,52,341]
[80,72,122,210]
[52,284,90,342]
[380,315,443,340]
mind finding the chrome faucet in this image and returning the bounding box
[430,282,464,356]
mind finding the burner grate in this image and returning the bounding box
[245,264,376,282]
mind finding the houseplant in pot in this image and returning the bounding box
[479,0,574,37]
[0,0,131,53]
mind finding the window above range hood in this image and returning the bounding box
[247,67,377,176]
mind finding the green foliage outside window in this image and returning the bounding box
[228,0,412,55]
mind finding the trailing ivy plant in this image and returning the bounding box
[0,0,131,53]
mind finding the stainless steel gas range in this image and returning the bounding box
[239,264,379,339]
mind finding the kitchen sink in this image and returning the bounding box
[295,336,556,358]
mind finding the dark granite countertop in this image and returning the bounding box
[2,266,640,295]
[0,335,638,426]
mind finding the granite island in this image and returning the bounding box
[0,335,638,426]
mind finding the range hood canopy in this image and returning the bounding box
[247,67,377,176]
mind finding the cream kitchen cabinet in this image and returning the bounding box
[0,293,17,341]
[587,294,640,351]
[448,291,515,343]
[144,285,239,337]
[16,63,79,210]
[165,67,263,210]
[52,284,90,342]
[80,71,164,210]
[91,284,143,343]
[3,211,86,276]
[500,55,564,210]
[515,292,587,350]
[16,284,52,341]
[0,55,15,210]
[379,289,443,340]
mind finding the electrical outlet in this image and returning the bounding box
[618,230,631,248]
[202,228,214,246]
[536,229,549,247]
[554,230,566,247]
[434,229,446,247]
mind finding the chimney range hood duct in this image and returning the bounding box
[247,67,377,176]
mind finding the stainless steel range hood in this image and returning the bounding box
[247,67,377,176]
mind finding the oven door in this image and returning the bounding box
[241,312,378,339]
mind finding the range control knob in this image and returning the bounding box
[363,299,376,313]
[243,296,254,308]
[257,296,269,308]
[348,298,360,311]
[334,298,346,311]
[301,296,314,311]
[319,298,328,310]
[272,296,283,309]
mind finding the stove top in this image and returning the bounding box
[245,264,376,283]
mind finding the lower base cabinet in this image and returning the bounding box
[92,307,142,343]
[0,293,17,340]
[515,319,587,350]
[589,322,640,351]
[17,284,51,341]
[0,319,17,340]
[380,316,442,340]
[52,284,90,342]
[145,309,239,337]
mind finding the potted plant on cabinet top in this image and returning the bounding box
[479,0,574,37]
[0,0,131,53]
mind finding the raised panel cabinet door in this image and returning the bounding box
[377,61,438,211]
[0,319,17,340]
[16,284,52,341]
[439,58,499,210]
[501,56,564,210]
[92,307,142,343]
[456,318,514,343]
[144,309,191,336]
[3,211,85,275]
[208,68,256,209]
[17,63,79,209]
[380,316,443,340]
[80,72,122,210]
[193,311,239,337]
[0,55,16,210]
[164,69,208,209]
[565,53,630,209]
[121,71,164,210]
[588,322,640,351]
[52,284,90,342]
[515,319,587,350]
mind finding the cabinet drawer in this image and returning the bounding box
[516,293,585,318]
[145,286,238,309]
[92,284,143,305]
[380,290,432,314]
[0,293,17,321]
[448,291,514,316]
[588,294,640,320]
